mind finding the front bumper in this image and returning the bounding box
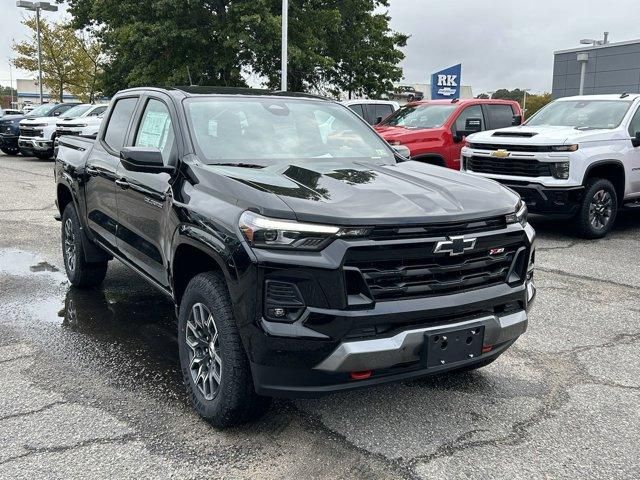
[18,137,54,153]
[497,181,584,216]
[0,134,18,149]
[251,278,535,398]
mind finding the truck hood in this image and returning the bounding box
[467,125,624,145]
[201,159,519,225]
[375,125,443,143]
[57,116,102,126]
[21,116,59,126]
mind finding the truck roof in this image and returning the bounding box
[116,86,330,101]
[554,93,640,102]
[409,98,519,106]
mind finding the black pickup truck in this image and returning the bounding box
[55,87,536,427]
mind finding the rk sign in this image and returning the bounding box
[431,64,462,100]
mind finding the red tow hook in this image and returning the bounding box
[350,370,373,380]
[482,345,493,354]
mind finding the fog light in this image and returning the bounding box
[550,162,570,179]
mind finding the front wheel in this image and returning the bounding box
[61,203,109,287]
[0,146,20,155]
[574,178,618,239]
[178,272,271,428]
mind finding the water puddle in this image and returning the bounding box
[0,249,67,282]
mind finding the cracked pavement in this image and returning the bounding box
[0,153,639,479]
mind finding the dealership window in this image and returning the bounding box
[486,104,515,129]
[455,105,485,132]
[103,97,138,152]
[134,99,175,164]
[628,107,640,137]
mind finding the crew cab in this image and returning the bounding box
[462,94,640,238]
[341,99,400,125]
[375,99,523,170]
[55,87,536,427]
[18,102,82,159]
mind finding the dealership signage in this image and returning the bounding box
[431,64,462,99]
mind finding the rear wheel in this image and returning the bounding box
[574,178,618,239]
[178,272,271,428]
[61,203,109,287]
[0,146,20,155]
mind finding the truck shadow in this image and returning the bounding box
[529,209,640,238]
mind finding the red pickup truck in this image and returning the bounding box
[375,99,523,170]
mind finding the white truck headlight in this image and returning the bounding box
[239,211,370,250]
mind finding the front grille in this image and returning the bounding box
[344,232,527,301]
[370,216,507,240]
[468,143,556,153]
[56,129,80,137]
[467,156,551,177]
[20,127,42,137]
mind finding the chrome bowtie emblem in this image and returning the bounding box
[434,236,477,256]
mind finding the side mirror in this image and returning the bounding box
[120,147,173,173]
[53,111,61,116]
[512,114,523,126]
[375,116,383,125]
[391,144,411,158]
[632,131,640,148]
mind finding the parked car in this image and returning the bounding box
[461,94,640,238]
[22,104,35,114]
[55,86,536,427]
[54,104,108,156]
[1,103,72,156]
[18,102,82,159]
[388,85,424,102]
[375,99,523,169]
[0,108,23,117]
[341,99,400,125]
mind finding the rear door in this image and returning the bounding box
[115,94,178,287]
[85,96,139,248]
[484,103,517,130]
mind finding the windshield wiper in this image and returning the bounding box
[209,162,265,169]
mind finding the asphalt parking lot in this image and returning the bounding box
[0,152,639,480]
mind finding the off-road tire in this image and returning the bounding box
[574,178,618,239]
[61,203,108,287]
[178,272,271,428]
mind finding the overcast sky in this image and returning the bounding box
[1,0,638,96]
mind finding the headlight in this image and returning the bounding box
[550,161,570,179]
[239,211,370,250]
[550,144,578,152]
[505,200,528,227]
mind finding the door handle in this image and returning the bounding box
[115,178,130,190]
[86,166,99,176]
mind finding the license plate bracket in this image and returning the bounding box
[425,325,485,368]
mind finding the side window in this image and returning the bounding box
[134,99,175,164]
[54,104,74,116]
[486,104,516,129]
[628,107,640,137]
[374,105,394,123]
[103,97,138,152]
[90,106,107,117]
[348,104,365,118]
[454,105,485,133]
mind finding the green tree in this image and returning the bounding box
[523,92,552,118]
[12,17,104,102]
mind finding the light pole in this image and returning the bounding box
[16,1,58,105]
[522,88,531,116]
[281,0,288,91]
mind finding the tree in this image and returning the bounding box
[65,0,408,97]
[12,17,104,102]
[523,92,552,117]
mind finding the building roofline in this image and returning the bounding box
[554,38,640,55]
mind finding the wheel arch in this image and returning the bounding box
[583,160,625,203]
[411,154,447,167]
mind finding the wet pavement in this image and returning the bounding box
[1,153,639,479]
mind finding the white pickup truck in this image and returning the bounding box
[461,94,640,238]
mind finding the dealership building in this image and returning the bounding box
[552,38,640,98]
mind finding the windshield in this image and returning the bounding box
[26,104,57,117]
[61,105,91,119]
[381,104,457,129]
[184,97,395,165]
[525,100,632,129]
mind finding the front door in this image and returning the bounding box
[115,97,177,287]
[85,96,139,249]
[449,105,485,169]
[627,105,640,195]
